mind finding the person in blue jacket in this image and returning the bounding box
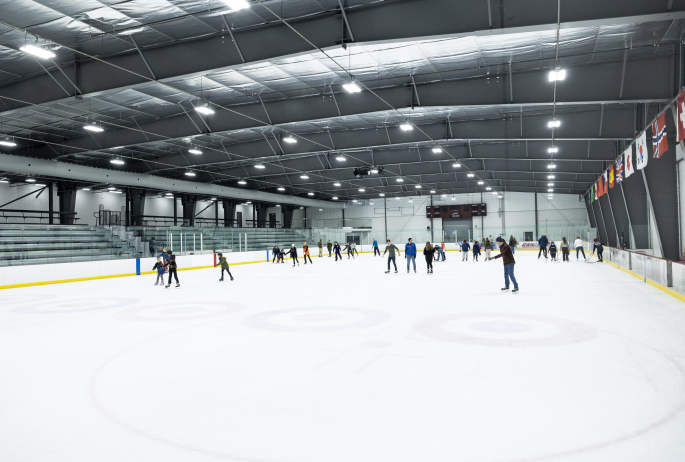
[461,239,470,261]
[538,234,549,259]
[472,240,481,261]
[372,238,380,256]
[405,238,417,273]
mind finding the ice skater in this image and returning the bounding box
[165,250,179,288]
[440,242,446,261]
[272,245,280,263]
[461,239,470,261]
[318,239,323,258]
[333,241,342,261]
[593,239,604,262]
[351,241,359,256]
[152,256,166,285]
[549,241,558,261]
[509,235,517,254]
[472,240,481,261]
[538,234,549,259]
[373,238,381,256]
[424,241,435,274]
[574,236,586,261]
[484,238,493,261]
[285,244,300,266]
[383,239,400,273]
[405,238,417,273]
[303,242,313,264]
[217,252,234,281]
[342,242,355,259]
[493,237,518,293]
[560,237,570,262]
[327,240,333,257]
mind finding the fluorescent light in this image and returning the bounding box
[498,195,503,198]
[415,185,421,189]
[548,164,556,169]
[34,184,46,187]
[308,192,314,196]
[343,81,362,93]
[278,187,285,191]
[108,187,116,190]
[283,136,297,144]
[189,149,202,155]
[548,175,555,179]
[334,183,341,187]
[548,189,553,192]
[276,204,281,207]
[359,188,365,192]
[336,156,346,161]
[379,193,385,197]
[548,183,554,186]
[182,137,191,142]
[195,106,214,115]
[430,190,436,193]
[332,196,338,200]
[238,180,246,185]
[395,197,400,200]
[223,0,250,11]
[110,158,124,165]
[352,199,358,203]
[548,147,558,153]
[486,187,491,190]
[185,172,196,177]
[26,179,35,183]
[81,188,90,191]
[109,190,122,194]
[492,192,497,195]
[319,208,323,211]
[300,175,309,179]
[84,124,104,132]
[254,164,265,169]
[441,195,446,197]
[0,140,17,147]
[370,168,378,174]
[477,181,484,185]
[467,173,474,177]
[548,69,566,81]
[399,123,413,131]
[118,27,146,36]
[547,120,561,128]
[432,147,441,153]
[396,178,404,182]
[452,163,460,168]
[20,45,55,60]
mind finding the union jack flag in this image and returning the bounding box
[652,112,668,159]
[615,155,623,184]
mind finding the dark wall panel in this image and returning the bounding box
[592,199,609,245]
[607,183,631,248]
[598,192,618,247]
[585,194,597,229]
[621,173,649,249]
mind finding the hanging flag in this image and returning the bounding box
[615,155,623,184]
[609,163,615,189]
[603,171,608,195]
[652,112,668,159]
[598,176,604,197]
[636,131,648,170]
[677,92,685,142]
[624,145,634,178]
[594,181,598,200]
[590,185,594,202]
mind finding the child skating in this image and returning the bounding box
[549,241,558,262]
[472,241,481,261]
[342,243,355,259]
[165,250,179,288]
[217,252,234,281]
[461,240,470,261]
[152,257,166,285]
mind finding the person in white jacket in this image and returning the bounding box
[574,237,586,261]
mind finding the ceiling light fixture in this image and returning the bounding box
[342,78,362,93]
[548,189,554,192]
[467,173,474,177]
[0,140,17,147]
[108,187,116,190]
[399,122,413,131]
[548,175,555,179]
[548,183,554,186]
[336,155,346,161]
[370,168,379,174]
[379,193,385,197]
[332,196,338,200]
[81,188,90,191]
[238,180,247,185]
[547,120,561,128]
[486,187,491,190]
[352,199,358,203]
[222,0,250,11]
[20,45,56,60]
[548,164,556,169]
[548,147,558,153]
[84,124,104,132]
[185,172,196,177]
[189,148,202,155]
[110,158,124,165]
[308,192,314,196]
[548,68,566,81]
[498,195,503,198]
[195,105,214,115]
[283,136,297,144]
[118,27,146,36]
[478,181,484,185]
[430,190,436,193]
[396,178,404,182]
[278,187,285,191]
[415,185,421,189]
[109,190,122,194]
[432,147,442,153]
[359,188,365,192]
[254,164,265,169]
[334,183,341,187]
[452,163,461,168]
[492,192,498,195]
[300,174,309,179]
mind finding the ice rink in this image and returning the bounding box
[1,250,684,462]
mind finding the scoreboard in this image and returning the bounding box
[426,203,487,218]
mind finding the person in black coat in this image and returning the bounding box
[423,241,436,274]
[165,250,179,288]
[333,242,342,261]
[593,239,604,262]
[342,243,355,259]
[272,246,280,263]
[285,244,299,266]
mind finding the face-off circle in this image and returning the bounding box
[11,297,139,314]
[414,313,596,347]
[243,307,390,332]
[115,302,247,322]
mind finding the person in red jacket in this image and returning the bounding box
[494,237,518,293]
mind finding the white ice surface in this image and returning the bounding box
[1,251,684,462]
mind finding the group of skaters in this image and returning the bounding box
[272,239,360,266]
[152,247,181,288]
[536,235,601,262]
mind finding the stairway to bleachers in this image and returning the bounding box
[128,226,311,255]
[0,225,140,266]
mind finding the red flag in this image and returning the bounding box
[598,176,604,197]
[677,92,685,142]
[652,112,668,159]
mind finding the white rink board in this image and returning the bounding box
[0,251,684,462]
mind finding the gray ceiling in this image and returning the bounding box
[0,0,684,201]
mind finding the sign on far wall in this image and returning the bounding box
[426,204,487,218]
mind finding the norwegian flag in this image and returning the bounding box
[615,155,623,184]
[652,112,668,159]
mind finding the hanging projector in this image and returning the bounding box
[353,166,384,179]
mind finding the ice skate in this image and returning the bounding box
[165,284,170,288]
[230,277,234,281]
[175,283,180,288]
[501,287,509,291]
[385,270,390,273]
[512,288,519,294]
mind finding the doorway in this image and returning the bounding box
[442,218,472,243]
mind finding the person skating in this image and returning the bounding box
[285,244,300,266]
[484,238,493,261]
[327,240,333,257]
[276,247,285,264]
[383,239,400,273]
[538,234,549,259]
[342,242,354,259]
[472,240,481,261]
[461,240,470,261]
[373,238,381,256]
[494,237,518,293]
[152,256,166,285]
[272,245,280,263]
[318,239,323,258]
[574,236,586,261]
[333,241,342,261]
[593,239,604,262]
[424,241,436,273]
[351,241,359,256]
[560,237,570,262]
[165,250,179,288]
[303,242,313,264]
[405,238,417,273]
[509,235,517,254]
[549,241,558,261]
[217,252,234,281]
[440,242,446,261]
[158,247,169,262]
